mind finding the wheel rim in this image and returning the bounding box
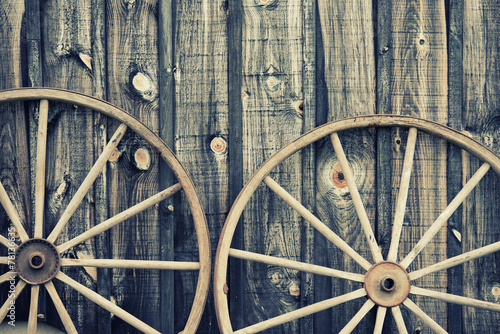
[214,115,500,333]
[0,88,210,333]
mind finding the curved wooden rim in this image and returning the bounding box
[0,87,210,333]
[214,114,500,333]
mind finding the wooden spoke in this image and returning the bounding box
[411,286,500,312]
[229,248,365,282]
[391,306,408,334]
[403,298,447,333]
[374,306,387,334]
[0,257,8,265]
[0,272,16,285]
[331,133,383,263]
[61,258,200,270]
[233,288,367,334]
[401,162,490,269]
[28,285,40,333]
[45,281,78,334]
[410,239,500,280]
[0,235,15,250]
[263,176,372,270]
[0,280,26,323]
[0,181,29,242]
[47,123,128,243]
[56,271,160,334]
[57,182,182,253]
[387,127,417,262]
[338,299,376,334]
[34,99,49,238]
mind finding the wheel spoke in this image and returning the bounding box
[0,181,29,242]
[402,298,447,333]
[374,306,387,334]
[388,128,417,262]
[391,306,408,334]
[0,257,8,265]
[0,272,16,285]
[47,123,128,243]
[338,299,376,334]
[234,288,367,334]
[331,133,383,263]
[28,285,40,333]
[400,162,490,269]
[229,248,365,282]
[0,280,26,323]
[0,235,15,250]
[264,176,372,270]
[57,182,182,253]
[45,280,78,334]
[61,258,200,270]
[34,99,49,238]
[411,286,500,312]
[56,271,160,333]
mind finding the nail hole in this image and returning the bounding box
[419,39,425,45]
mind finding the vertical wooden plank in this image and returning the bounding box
[317,0,376,331]
[238,0,304,332]
[391,0,448,331]
[173,0,228,332]
[462,0,500,332]
[40,0,98,331]
[106,0,161,331]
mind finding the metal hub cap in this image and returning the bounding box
[15,239,60,285]
[364,261,410,307]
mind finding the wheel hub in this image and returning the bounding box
[364,261,410,307]
[15,239,60,285]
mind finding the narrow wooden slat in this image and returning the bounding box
[331,133,383,263]
[61,258,200,270]
[0,280,26,323]
[0,235,14,249]
[387,127,417,261]
[264,176,372,270]
[229,248,365,282]
[338,299,376,334]
[401,162,491,268]
[47,123,128,243]
[410,239,500,280]
[411,286,500,312]
[0,257,9,264]
[45,281,78,334]
[28,285,40,333]
[56,272,160,334]
[0,181,29,241]
[391,306,408,334]
[34,99,49,238]
[233,289,367,334]
[57,182,182,252]
[0,272,16,285]
[402,299,447,334]
[374,306,387,334]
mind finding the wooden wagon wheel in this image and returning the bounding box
[0,88,210,333]
[214,115,500,333]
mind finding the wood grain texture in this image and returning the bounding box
[391,0,448,332]
[106,0,161,331]
[317,0,376,331]
[239,0,304,332]
[462,0,500,331]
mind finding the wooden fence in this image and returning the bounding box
[0,0,499,332]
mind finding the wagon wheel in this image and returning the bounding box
[214,115,500,333]
[0,88,210,333]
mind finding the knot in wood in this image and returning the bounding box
[331,162,352,188]
[134,147,151,170]
[210,137,227,154]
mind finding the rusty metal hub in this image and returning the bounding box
[15,239,60,285]
[364,261,410,307]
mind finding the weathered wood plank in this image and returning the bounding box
[391,0,448,331]
[106,0,161,331]
[173,0,229,331]
[462,0,500,332]
[317,0,376,331]
[239,0,304,332]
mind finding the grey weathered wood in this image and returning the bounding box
[317,0,376,331]
[462,0,500,332]
[239,0,304,332]
[390,0,448,331]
